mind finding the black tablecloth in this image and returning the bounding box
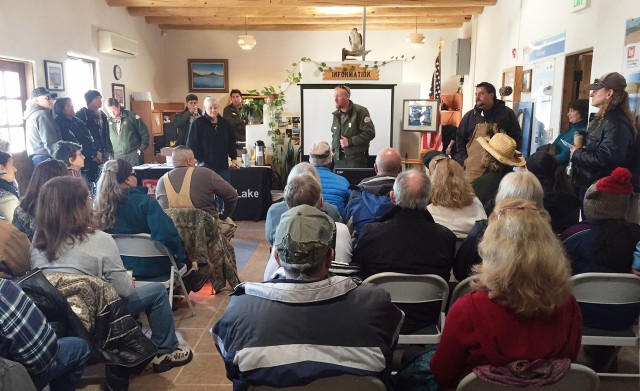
[133,164,272,221]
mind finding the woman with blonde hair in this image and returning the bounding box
[427,156,486,238]
[428,199,582,390]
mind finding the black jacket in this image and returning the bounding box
[55,115,98,161]
[187,114,237,173]
[572,108,637,188]
[455,99,522,165]
[75,107,113,156]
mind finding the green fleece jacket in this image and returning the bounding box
[107,109,150,156]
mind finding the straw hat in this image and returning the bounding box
[477,133,526,167]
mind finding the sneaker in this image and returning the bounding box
[152,346,193,373]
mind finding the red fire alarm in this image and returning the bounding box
[512,48,517,58]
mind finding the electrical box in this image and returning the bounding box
[452,38,471,76]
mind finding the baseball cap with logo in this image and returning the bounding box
[274,204,336,265]
[587,72,627,91]
[31,87,58,99]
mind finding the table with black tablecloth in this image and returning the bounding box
[133,164,272,221]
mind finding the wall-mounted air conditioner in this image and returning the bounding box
[98,30,139,57]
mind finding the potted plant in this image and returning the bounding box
[240,98,264,125]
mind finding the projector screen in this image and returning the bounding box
[300,84,395,157]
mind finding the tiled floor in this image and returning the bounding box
[78,220,639,390]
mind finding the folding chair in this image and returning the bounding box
[456,363,599,390]
[571,272,640,378]
[363,272,449,345]
[247,374,386,391]
[448,275,474,312]
[111,233,195,317]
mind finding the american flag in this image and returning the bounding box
[422,43,443,151]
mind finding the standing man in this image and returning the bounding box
[24,87,61,165]
[104,98,150,166]
[223,89,247,143]
[331,85,375,168]
[455,82,522,182]
[173,94,201,146]
[76,90,112,162]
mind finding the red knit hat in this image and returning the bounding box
[584,168,633,220]
[595,167,633,194]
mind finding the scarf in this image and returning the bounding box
[0,178,19,198]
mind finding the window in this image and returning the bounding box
[0,59,28,153]
[66,56,96,111]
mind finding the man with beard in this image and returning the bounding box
[331,85,375,168]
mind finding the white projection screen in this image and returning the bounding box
[300,84,395,159]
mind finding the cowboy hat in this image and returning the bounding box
[477,132,526,167]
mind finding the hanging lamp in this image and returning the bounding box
[406,16,426,48]
[238,17,256,50]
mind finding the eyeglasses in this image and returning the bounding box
[592,79,608,89]
[43,96,54,101]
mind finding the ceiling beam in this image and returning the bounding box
[159,22,464,31]
[146,15,469,26]
[128,6,484,18]
[108,0,496,8]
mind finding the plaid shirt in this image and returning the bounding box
[0,279,57,374]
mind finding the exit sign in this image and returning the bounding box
[572,0,589,12]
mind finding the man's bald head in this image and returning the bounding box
[172,146,195,167]
[375,148,402,176]
[392,169,431,210]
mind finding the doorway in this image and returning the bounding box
[560,50,593,131]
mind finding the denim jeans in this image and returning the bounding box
[32,337,91,391]
[123,282,179,354]
[31,154,52,166]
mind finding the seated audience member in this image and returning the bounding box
[526,151,580,233]
[263,172,352,280]
[562,168,640,371]
[422,149,446,176]
[156,146,238,239]
[265,162,341,246]
[551,99,589,165]
[0,151,19,220]
[29,176,193,373]
[13,159,67,241]
[308,141,350,216]
[426,199,582,391]
[212,204,403,390]
[471,133,526,211]
[353,170,456,333]
[0,278,91,391]
[454,170,548,281]
[343,147,402,243]
[52,141,84,177]
[93,159,187,278]
[427,156,486,239]
[0,218,31,279]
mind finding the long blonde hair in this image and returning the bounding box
[429,157,474,208]
[93,160,126,230]
[472,199,572,317]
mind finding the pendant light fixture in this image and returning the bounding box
[406,16,426,48]
[238,17,256,50]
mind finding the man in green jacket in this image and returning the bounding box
[173,94,201,146]
[104,98,150,166]
[331,85,375,168]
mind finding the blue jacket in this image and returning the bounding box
[316,167,350,216]
[552,120,587,165]
[343,176,395,244]
[212,276,403,390]
[106,187,186,277]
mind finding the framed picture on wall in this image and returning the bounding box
[522,69,533,92]
[402,99,439,132]
[44,60,64,91]
[188,59,229,93]
[112,83,126,109]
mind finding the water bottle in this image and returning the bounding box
[255,140,265,166]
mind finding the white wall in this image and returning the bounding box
[0,0,164,102]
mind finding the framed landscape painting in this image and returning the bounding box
[188,59,229,93]
[402,99,439,132]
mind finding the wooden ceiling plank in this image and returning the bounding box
[108,0,496,8]
[158,22,464,31]
[145,15,469,25]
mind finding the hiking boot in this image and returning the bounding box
[152,346,193,373]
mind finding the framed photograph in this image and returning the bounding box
[44,60,64,91]
[188,59,229,93]
[111,83,126,109]
[522,69,533,92]
[402,99,439,132]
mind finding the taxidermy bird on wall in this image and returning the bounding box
[349,28,363,52]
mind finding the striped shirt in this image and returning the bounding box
[0,279,57,374]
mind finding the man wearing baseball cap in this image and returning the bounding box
[23,87,62,165]
[570,72,639,203]
[212,204,403,390]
